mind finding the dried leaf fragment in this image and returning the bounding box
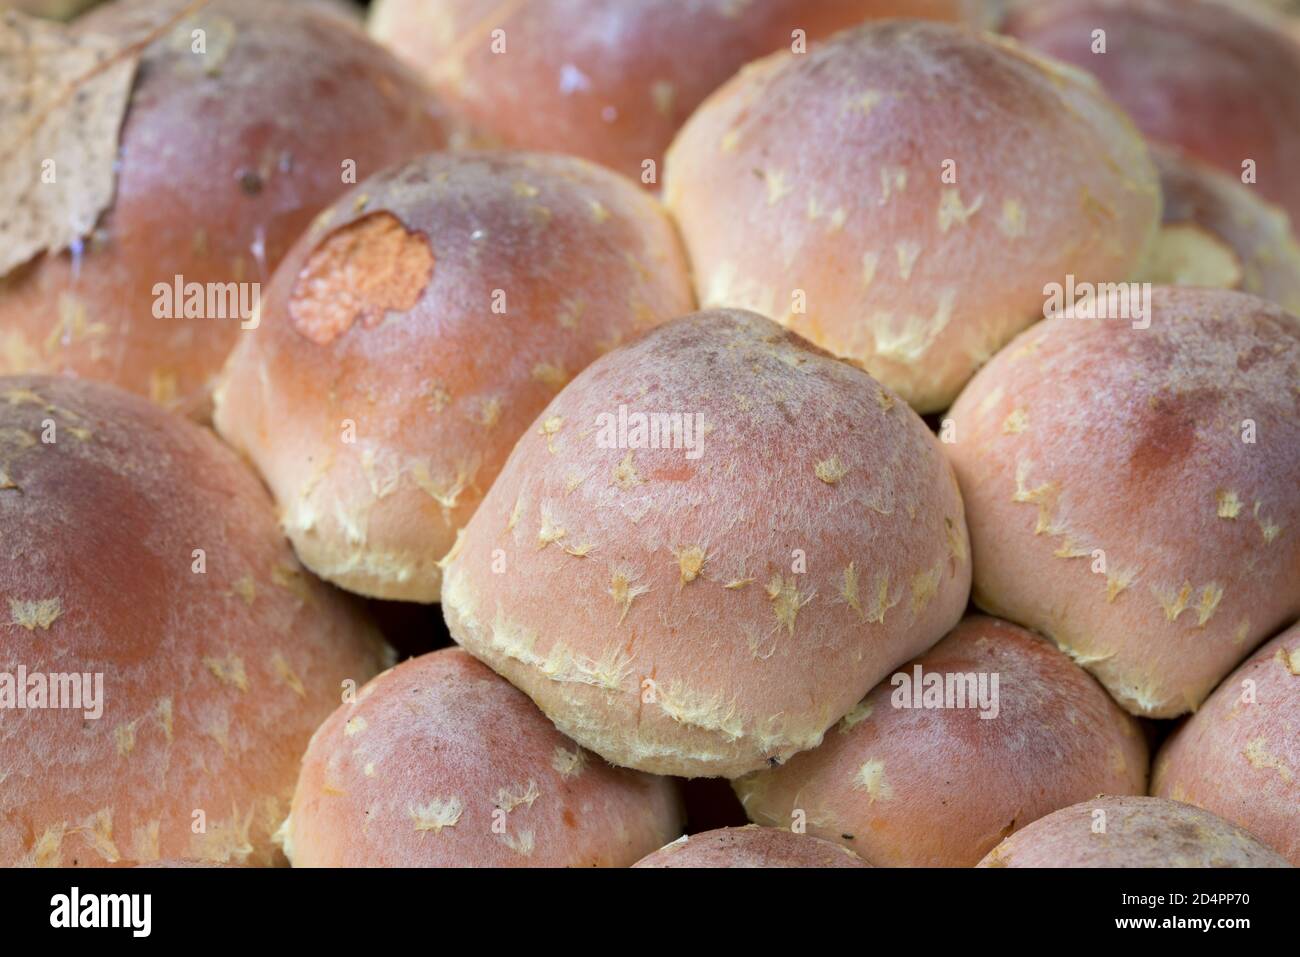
[0,11,140,276]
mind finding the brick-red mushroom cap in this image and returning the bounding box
[734,616,1147,866]
[1007,0,1300,226]
[945,287,1300,718]
[664,19,1160,412]
[0,375,390,866]
[284,648,684,866]
[1153,621,1300,865]
[368,0,1000,187]
[442,309,971,778]
[213,150,694,603]
[978,796,1291,867]
[0,0,454,418]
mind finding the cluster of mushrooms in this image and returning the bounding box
[0,0,1297,868]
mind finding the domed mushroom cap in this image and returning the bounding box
[0,375,390,867]
[1007,0,1300,225]
[369,0,999,186]
[664,19,1160,412]
[284,648,683,867]
[0,0,454,417]
[214,150,694,603]
[443,309,970,778]
[1153,621,1300,865]
[945,287,1300,717]
[978,796,1291,867]
[734,616,1147,866]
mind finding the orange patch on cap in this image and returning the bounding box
[289,211,434,345]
